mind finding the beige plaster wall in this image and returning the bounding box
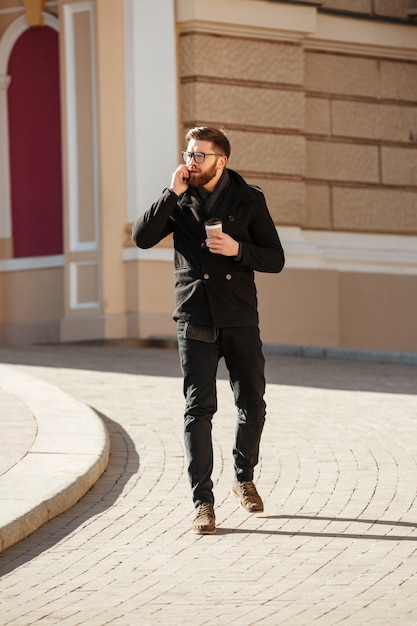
[125,259,174,339]
[0,2,24,38]
[0,238,12,259]
[257,269,340,347]
[0,267,63,344]
[339,273,417,351]
[0,1,62,345]
[1,0,416,353]
[59,0,128,342]
[125,260,417,353]
[1,0,128,344]
[95,0,128,337]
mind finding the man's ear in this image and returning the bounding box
[219,155,228,168]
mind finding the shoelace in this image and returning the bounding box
[240,482,260,501]
[196,503,213,518]
[241,481,256,494]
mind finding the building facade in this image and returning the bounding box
[0,0,416,352]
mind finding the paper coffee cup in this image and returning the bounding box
[204,219,222,235]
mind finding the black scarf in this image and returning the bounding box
[192,168,230,216]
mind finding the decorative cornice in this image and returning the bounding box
[176,0,417,60]
[176,0,317,42]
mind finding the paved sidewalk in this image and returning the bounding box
[0,342,416,625]
[0,364,110,552]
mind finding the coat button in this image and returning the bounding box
[226,274,232,280]
[204,273,209,280]
[228,215,235,222]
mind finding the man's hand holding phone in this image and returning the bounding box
[171,165,189,196]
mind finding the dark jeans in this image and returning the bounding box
[176,321,266,507]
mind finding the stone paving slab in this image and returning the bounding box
[0,363,110,552]
[0,343,416,625]
[0,390,36,475]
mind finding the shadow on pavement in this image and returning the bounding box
[0,342,416,395]
[215,527,417,541]
[0,411,139,576]
[216,513,417,541]
[262,514,417,529]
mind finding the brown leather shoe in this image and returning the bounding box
[192,502,216,534]
[231,480,264,513]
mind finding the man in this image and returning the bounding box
[132,127,285,534]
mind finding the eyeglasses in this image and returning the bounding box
[182,151,223,164]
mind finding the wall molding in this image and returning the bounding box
[176,0,316,42]
[69,260,100,309]
[284,228,417,275]
[123,227,417,276]
[63,1,99,253]
[306,13,417,61]
[0,254,64,272]
[176,0,417,60]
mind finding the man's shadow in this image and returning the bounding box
[216,514,417,540]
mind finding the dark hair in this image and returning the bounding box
[186,127,231,158]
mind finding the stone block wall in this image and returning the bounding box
[305,49,417,234]
[265,0,417,21]
[309,0,416,21]
[179,32,306,226]
[178,25,417,235]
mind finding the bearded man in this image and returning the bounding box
[132,127,285,534]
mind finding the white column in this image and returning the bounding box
[124,0,179,221]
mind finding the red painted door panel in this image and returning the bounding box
[8,26,63,258]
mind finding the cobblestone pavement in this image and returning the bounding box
[0,342,417,625]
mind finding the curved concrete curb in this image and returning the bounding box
[0,364,110,553]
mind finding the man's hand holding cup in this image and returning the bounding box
[205,219,239,257]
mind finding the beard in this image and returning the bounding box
[188,161,218,188]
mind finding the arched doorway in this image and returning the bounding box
[7,24,62,258]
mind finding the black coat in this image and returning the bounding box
[131,169,285,328]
